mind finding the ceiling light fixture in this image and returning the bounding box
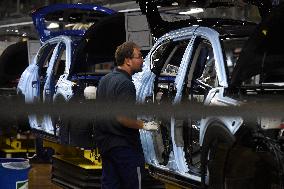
[179,8,204,15]
[47,22,59,29]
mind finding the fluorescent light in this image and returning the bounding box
[179,8,204,15]
[118,8,140,12]
[64,23,75,28]
[0,21,33,29]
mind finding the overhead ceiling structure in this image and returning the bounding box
[0,0,283,42]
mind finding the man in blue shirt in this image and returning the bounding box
[96,41,159,189]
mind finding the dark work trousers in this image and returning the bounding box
[101,146,145,189]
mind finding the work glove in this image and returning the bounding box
[142,121,159,131]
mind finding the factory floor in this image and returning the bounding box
[28,163,180,189]
[29,163,62,189]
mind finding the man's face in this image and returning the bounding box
[129,48,143,74]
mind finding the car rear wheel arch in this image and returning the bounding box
[201,121,235,189]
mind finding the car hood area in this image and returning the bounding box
[136,0,273,39]
[31,3,116,42]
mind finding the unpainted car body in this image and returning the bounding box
[134,1,284,188]
[17,4,126,147]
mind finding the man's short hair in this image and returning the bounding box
[115,41,139,66]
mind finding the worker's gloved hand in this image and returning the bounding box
[142,121,159,131]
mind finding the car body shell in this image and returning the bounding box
[133,25,245,183]
[17,4,119,138]
[133,1,284,187]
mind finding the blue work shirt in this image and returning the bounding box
[95,68,142,154]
